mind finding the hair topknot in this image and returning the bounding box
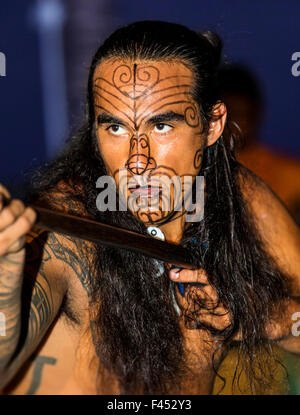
[199,30,223,67]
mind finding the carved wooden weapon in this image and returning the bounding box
[33,206,197,270]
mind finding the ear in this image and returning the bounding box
[206,101,227,146]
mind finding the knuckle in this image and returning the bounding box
[198,268,206,277]
[197,268,208,280]
[18,215,31,230]
[25,207,37,223]
[194,269,200,278]
[1,207,15,223]
[14,199,25,212]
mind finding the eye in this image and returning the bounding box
[106,124,128,136]
[153,123,172,133]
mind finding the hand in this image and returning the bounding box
[0,185,37,377]
[168,266,234,334]
[0,184,37,258]
[169,266,208,285]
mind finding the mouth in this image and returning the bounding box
[129,185,160,197]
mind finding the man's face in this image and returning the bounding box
[93,58,205,226]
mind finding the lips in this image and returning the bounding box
[129,185,160,196]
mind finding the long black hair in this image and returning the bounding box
[27,21,290,394]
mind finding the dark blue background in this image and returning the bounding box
[0,1,45,188]
[0,0,299,190]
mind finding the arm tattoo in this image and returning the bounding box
[0,186,95,386]
[43,232,93,296]
[0,255,23,368]
[3,230,56,368]
[13,227,94,360]
[31,188,95,296]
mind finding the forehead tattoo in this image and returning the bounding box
[93,63,201,130]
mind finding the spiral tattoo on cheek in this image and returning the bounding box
[184,104,203,171]
[193,148,203,170]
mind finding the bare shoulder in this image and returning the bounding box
[27,180,95,297]
[236,165,300,284]
[24,227,68,303]
[23,224,95,331]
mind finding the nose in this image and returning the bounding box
[126,134,156,175]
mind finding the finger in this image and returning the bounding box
[0,199,26,232]
[186,281,219,304]
[0,184,11,210]
[195,309,232,331]
[169,267,208,284]
[0,207,37,256]
[0,184,11,199]
[4,207,37,254]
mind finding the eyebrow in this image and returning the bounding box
[97,110,185,128]
[145,111,185,125]
[97,112,125,126]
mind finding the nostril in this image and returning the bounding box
[126,134,157,175]
[126,154,149,175]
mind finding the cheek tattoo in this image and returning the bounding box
[94,63,204,225]
[193,148,203,169]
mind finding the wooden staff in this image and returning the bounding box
[33,206,197,270]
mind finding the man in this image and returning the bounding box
[0,21,299,395]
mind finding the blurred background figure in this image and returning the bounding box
[217,63,300,394]
[219,64,300,224]
[0,0,115,194]
[63,0,115,129]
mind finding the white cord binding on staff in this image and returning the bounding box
[147,226,182,316]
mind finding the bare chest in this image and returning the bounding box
[3,279,223,395]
